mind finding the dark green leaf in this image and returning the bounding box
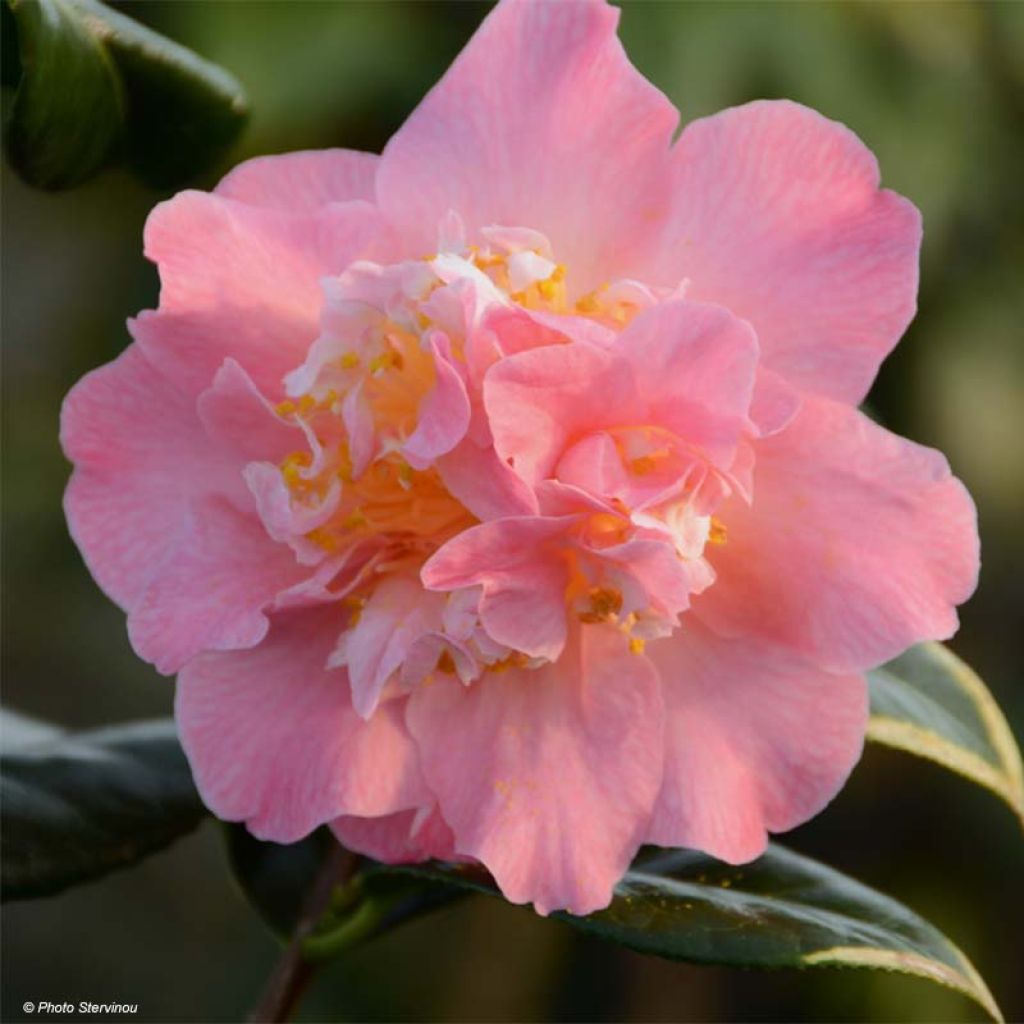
[3,0,248,190]
[1,713,206,901]
[226,825,339,939]
[225,825,465,950]
[369,845,1002,1021]
[71,0,249,188]
[4,0,124,188]
[868,642,1024,828]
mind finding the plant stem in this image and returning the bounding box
[247,844,358,1024]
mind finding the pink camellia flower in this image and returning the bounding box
[62,0,978,915]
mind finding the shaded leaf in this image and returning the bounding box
[3,0,248,190]
[225,824,464,950]
[369,845,1002,1022]
[72,0,249,188]
[226,825,338,939]
[1,713,206,901]
[868,642,1024,827]
[4,0,123,188]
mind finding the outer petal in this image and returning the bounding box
[331,806,456,863]
[696,397,979,672]
[407,625,664,915]
[646,623,867,862]
[376,0,678,287]
[132,192,383,398]
[215,149,378,210]
[177,607,429,842]
[127,498,317,675]
[61,344,243,611]
[649,100,921,403]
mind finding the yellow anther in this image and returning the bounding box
[274,400,296,417]
[629,637,646,656]
[369,351,398,374]
[708,517,728,546]
[575,292,601,314]
[552,264,567,283]
[297,394,317,415]
[340,352,360,369]
[510,290,528,304]
[308,527,339,551]
[416,313,432,331]
[537,277,558,300]
[281,451,312,485]
[488,651,531,674]
[342,508,367,530]
[579,585,623,623]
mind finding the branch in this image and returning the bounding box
[247,844,358,1023]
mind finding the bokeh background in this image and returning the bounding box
[3,2,1023,1021]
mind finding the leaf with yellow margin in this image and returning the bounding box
[366,845,1002,1022]
[867,642,1024,828]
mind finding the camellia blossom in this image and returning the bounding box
[62,0,978,915]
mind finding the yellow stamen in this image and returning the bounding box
[579,585,623,624]
[709,517,728,546]
[629,637,646,656]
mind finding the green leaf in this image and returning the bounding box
[3,0,248,190]
[1,713,207,901]
[225,825,465,949]
[368,845,1002,1022]
[226,825,339,939]
[868,642,1024,828]
[3,0,124,188]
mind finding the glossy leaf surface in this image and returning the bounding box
[868,643,1024,827]
[1,714,206,900]
[370,846,1001,1022]
[3,0,248,189]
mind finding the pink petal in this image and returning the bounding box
[437,440,538,521]
[485,341,629,485]
[620,300,759,468]
[485,301,758,486]
[421,516,576,660]
[401,336,472,470]
[133,192,383,399]
[695,397,979,672]
[177,607,429,842]
[127,498,313,675]
[331,806,456,863]
[215,149,378,210]
[61,344,243,611]
[376,0,678,287]
[336,576,444,719]
[645,622,867,862]
[406,625,664,915]
[197,359,302,464]
[649,100,921,403]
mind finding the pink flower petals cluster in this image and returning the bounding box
[62,0,978,915]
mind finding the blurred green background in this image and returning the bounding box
[2,2,1023,1021]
